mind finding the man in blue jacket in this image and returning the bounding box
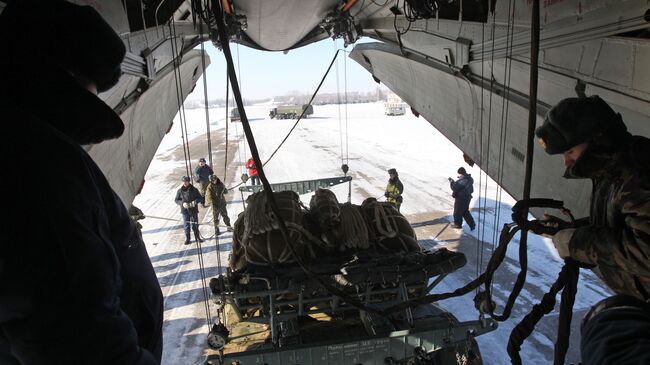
[194,157,214,206]
[175,176,204,245]
[0,1,163,364]
[448,167,476,230]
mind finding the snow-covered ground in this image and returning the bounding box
[134,102,611,365]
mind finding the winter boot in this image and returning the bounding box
[226,224,234,232]
[450,224,462,229]
[184,234,191,245]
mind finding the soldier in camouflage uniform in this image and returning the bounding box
[536,95,650,364]
[205,175,233,234]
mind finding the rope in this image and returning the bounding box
[168,20,192,179]
[344,47,350,165]
[340,204,370,249]
[336,41,344,166]
[223,81,230,182]
[189,215,214,327]
[198,16,213,168]
[236,44,248,166]
[475,0,487,283]
[506,1,543,362]
[506,260,580,365]
[170,15,213,330]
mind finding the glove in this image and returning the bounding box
[182,202,190,209]
[384,192,390,198]
[448,177,453,182]
[224,188,228,194]
[552,228,575,259]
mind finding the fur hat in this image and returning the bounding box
[535,96,627,154]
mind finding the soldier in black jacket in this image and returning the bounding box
[175,176,203,244]
[448,167,476,230]
[0,2,163,364]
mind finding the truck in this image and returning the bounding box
[384,93,407,116]
[230,107,241,122]
[270,104,314,119]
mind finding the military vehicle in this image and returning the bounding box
[270,104,314,119]
[230,107,241,122]
[384,93,406,116]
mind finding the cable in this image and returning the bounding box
[199,13,214,168]
[171,14,214,331]
[336,41,344,166]
[169,19,192,179]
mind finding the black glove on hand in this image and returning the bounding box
[384,192,390,198]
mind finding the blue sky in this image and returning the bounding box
[186,37,382,101]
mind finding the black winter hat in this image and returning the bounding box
[457,167,466,175]
[535,96,626,155]
[388,168,398,175]
[0,0,126,92]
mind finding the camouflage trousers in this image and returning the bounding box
[198,181,209,198]
[212,200,231,227]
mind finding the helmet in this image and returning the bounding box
[535,96,626,154]
[181,176,190,182]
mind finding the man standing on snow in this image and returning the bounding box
[246,157,260,186]
[448,167,476,230]
[194,157,213,206]
[0,2,163,363]
[385,168,404,212]
[205,175,233,235]
[175,176,203,245]
[536,95,650,364]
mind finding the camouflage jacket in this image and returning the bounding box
[567,135,650,300]
[205,179,228,207]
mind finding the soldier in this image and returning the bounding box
[0,1,163,363]
[384,168,404,212]
[205,175,233,235]
[194,157,213,206]
[535,95,650,364]
[175,176,203,245]
[448,167,476,230]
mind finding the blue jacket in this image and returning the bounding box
[450,174,474,200]
[175,184,202,213]
[194,165,214,184]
